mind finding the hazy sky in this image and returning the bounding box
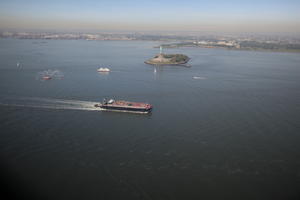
[1,0,300,32]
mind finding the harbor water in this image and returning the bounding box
[0,39,300,200]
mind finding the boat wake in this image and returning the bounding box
[37,69,64,80]
[0,96,100,111]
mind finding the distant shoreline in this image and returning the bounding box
[1,31,300,53]
[157,42,300,53]
[157,45,300,53]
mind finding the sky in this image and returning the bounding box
[0,0,300,32]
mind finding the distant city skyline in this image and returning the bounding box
[1,0,300,33]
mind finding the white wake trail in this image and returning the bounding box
[0,96,100,111]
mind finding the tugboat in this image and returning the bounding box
[95,99,152,114]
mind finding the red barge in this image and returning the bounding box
[95,99,152,114]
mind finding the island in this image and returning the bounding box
[145,46,190,66]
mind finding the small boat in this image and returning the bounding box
[95,99,152,114]
[193,76,206,80]
[97,67,110,72]
[42,75,52,80]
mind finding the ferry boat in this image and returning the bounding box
[95,99,152,113]
[97,67,110,72]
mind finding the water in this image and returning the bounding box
[0,39,300,200]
